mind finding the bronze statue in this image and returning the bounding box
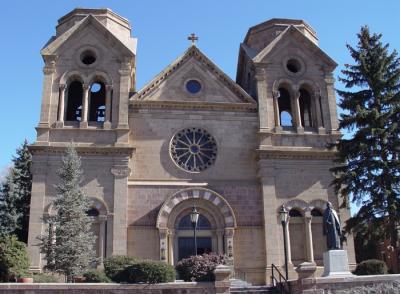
[323,202,341,250]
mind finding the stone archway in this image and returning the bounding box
[156,188,236,265]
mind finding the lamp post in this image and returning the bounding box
[190,206,200,256]
[279,204,289,280]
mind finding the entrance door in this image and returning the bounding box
[178,237,212,260]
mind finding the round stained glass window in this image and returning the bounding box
[186,80,202,94]
[170,128,217,172]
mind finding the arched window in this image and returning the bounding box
[278,87,293,127]
[299,88,313,128]
[177,214,212,230]
[288,208,306,265]
[86,208,100,217]
[89,82,106,122]
[65,81,83,121]
[289,208,303,217]
[311,207,326,264]
[311,208,323,217]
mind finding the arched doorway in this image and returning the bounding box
[156,188,236,265]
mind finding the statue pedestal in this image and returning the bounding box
[322,250,353,277]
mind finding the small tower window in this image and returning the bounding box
[286,58,301,74]
[80,50,96,65]
[89,82,106,122]
[65,81,83,121]
[299,89,313,127]
[278,87,293,127]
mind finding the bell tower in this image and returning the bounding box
[28,8,137,271]
[36,8,137,145]
[236,19,355,277]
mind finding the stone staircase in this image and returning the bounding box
[230,285,279,294]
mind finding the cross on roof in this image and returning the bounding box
[187,33,198,45]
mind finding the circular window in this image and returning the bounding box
[286,58,301,73]
[170,128,217,173]
[81,50,96,65]
[186,80,202,94]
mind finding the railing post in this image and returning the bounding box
[214,264,231,294]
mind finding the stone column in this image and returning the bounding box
[80,84,90,128]
[159,228,168,262]
[314,91,325,134]
[324,73,339,131]
[214,265,231,294]
[293,89,304,133]
[272,90,281,132]
[27,159,48,272]
[167,230,174,265]
[116,59,131,145]
[104,85,112,129]
[98,215,107,266]
[110,166,130,255]
[285,218,292,265]
[56,84,66,128]
[304,212,315,263]
[38,57,56,129]
[255,65,270,132]
[217,229,224,254]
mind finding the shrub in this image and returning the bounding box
[83,270,111,283]
[103,255,138,282]
[0,235,30,281]
[354,259,388,275]
[123,260,176,284]
[32,273,60,283]
[175,253,226,282]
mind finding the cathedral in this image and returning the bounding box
[27,8,355,285]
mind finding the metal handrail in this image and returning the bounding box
[271,264,291,294]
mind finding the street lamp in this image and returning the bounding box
[279,204,289,280]
[190,206,200,256]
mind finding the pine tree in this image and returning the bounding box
[0,140,32,242]
[332,26,400,251]
[40,146,96,281]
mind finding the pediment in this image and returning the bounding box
[253,26,336,69]
[41,15,136,57]
[133,46,256,108]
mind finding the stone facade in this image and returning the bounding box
[27,8,356,285]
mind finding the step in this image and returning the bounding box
[231,286,278,294]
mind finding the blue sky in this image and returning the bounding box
[0,0,399,196]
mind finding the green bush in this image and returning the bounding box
[32,273,60,283]
[103,255,138,282]
[123,260,175,284]
[175,253,226,282]
[354,259,388,275]
[0,235,30,281]
[83,270,111,283]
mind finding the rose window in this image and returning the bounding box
[170,128,217,172]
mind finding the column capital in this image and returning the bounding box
[59,84,66,91]
[83,83,90,90]
[111,166,131,178]
[105,84,113,91]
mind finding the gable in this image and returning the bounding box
[252,26,336,69]
[133,46,257,109]
[41,15,136,57]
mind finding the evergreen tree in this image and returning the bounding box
[0,140,32,242]
[332,26,400,250]
[40,146,96,281]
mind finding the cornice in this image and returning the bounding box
[130,100,257,112]
[28,145,134,157]
[257,147,336,160]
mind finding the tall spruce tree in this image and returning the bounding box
[332,26,400,250]
[0,140,32,242]
[40,146,96,281]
